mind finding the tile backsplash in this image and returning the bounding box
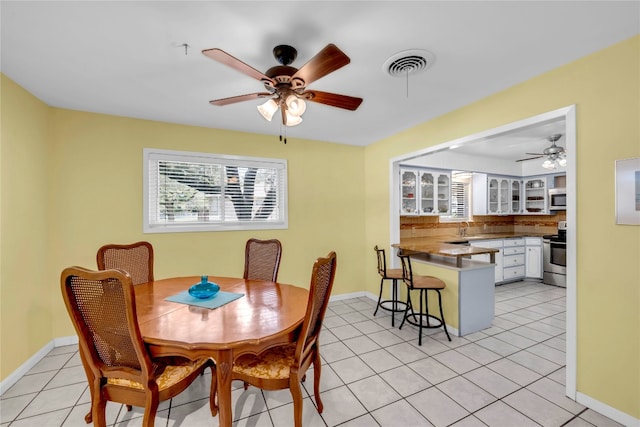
[400,212,566,240]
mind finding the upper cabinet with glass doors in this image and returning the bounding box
[400,168,451,216]
[473,174,519,215]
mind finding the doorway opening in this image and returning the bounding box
[389,105,577,399]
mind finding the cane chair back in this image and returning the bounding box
[60,266,215,427]
[216,251,337,427]
[243,238,282,282]
[97,241,154,285]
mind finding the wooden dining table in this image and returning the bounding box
[134,275,309,427]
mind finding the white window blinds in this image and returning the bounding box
[144,149,287,233]
[450,181,469,219]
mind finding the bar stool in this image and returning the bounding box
[398,251,451,345]
[373,245,407,326]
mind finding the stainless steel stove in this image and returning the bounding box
[543,220,566,287]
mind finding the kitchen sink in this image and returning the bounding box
[445,240,470,246]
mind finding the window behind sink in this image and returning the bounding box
[440,171,471,222]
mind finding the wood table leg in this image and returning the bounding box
[215,350,234,427]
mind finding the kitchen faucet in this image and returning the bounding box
[458,221,470,237]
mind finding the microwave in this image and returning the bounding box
[549,188,567,210]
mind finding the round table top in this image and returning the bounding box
[134,276,309,352]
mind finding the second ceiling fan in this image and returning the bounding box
[202,43,363,127]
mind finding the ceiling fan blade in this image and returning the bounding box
[202,48,274,84]
[209,93,273,106]
[516,155,544,162]
[303,90,363,111]
[525,152,545,156]
[291,44,351,86]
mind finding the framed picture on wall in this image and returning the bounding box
[615,157,640,225]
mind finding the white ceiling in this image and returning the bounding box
[1,1,638,149]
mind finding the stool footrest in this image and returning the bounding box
[378,300,408,313]
[403,313,444,329]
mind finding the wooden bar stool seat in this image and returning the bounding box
[398,252,451,345]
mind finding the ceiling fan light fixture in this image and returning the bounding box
[257,99,278,121]
[542,159,556,169]
[285,95,306,117]
[284,111,303,126]
[558,155,567,167]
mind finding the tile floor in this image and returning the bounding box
[0,281,625,427]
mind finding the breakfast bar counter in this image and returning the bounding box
[391,237,501,336]
[393,237,500,267]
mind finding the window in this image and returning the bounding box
[441,171,471,222]
[144,149,287,233]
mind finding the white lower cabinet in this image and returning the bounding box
[471,240,503,283]
[472,237,542,284]
[525,237,543,279]
[502,238,525,283]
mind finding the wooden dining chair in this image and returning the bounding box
[397,251,451,345]
[61,266,216,427]
[96,241,154,285]
[213,251,337,427]
[243,238,282,282]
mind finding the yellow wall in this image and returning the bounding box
[2,35,639,419]
[1,81,367,378]
[1,76,52,373]
[365,35,640,418]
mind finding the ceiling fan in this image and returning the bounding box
[202,44,363,128]
[516,134,566,164]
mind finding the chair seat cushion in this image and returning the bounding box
[412,275,446,290]
[107,358,208,391]
[232,343,296,380]
[383,268,404,280]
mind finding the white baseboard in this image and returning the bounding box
[0,342,54,396]
[329,291,371,301]
[0,336,78,397]
[576,392,639,427]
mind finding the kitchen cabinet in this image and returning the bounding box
[401,168,451,216]
[525,237,543,279]
[401,169,419,215]
[502,238,525,282]
[511,179,523,214]
[471,239,503,283]
[523,176,549,214]
[470,236,543,284]
[472,174,520,215]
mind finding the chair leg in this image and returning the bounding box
[312,353,323,413]
[399,290,412,330]
[290,376,304,427]
[91,394,107,427]
[437,290,452,341]
[418,289,424,346]
[398,287,416,329]
[391,279,397,327]
[373,277,384,316]
[142,394,159,427]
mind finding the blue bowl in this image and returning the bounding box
[188,281,220,299]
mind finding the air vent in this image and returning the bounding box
[383,49,435,77]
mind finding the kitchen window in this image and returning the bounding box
[440,171,471,222]
[143,148,288,233]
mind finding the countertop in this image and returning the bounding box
[433,232,549,243]
[393,232,547,268]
